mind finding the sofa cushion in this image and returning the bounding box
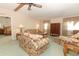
[29,34,43,39]
[71,33,79,40]
[29,38,49,50]
[24,32,29,37]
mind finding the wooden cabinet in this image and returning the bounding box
[50,23,60,36]
[4,26,11,35]
[0,28,4,34]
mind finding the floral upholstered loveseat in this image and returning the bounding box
[59,33,79,55]
[59,33,79,46]
[18,32,49,56]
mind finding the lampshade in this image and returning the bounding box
[0,23,3,28]
[19,24,24,28]
[36,24,40,29]
[44,23,48,30]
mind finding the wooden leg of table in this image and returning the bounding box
[63,44,68,56]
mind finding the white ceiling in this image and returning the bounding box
[0,3,79,19]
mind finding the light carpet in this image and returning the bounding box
[0,35,78,56]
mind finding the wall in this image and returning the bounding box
[50,18,63,35]
[0,8,37,40]
[36,19,50,34]
[0,16,11,27]
[50,16,79,36]
[36,18,63,35]
[63,16,79,36]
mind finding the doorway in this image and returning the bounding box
[0,16,11,39]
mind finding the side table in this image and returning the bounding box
[16,33,21,40]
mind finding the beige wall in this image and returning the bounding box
[0,8,37,40]
[1,7,78,39]
[0,16,11,27]
[50,16,79,36]
[36,18,63,35]
[36,19,50,34]
[63,16,79,36]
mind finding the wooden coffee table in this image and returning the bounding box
[64,43,79,56]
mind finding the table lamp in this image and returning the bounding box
[44,23,48,34]
[19,24,24,33]
[36,24,40,33]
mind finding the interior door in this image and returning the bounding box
[50,23,60,36]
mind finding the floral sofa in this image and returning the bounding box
[24,29,43,34]
[18,32,49,56]
[59,33,79,46]
[59,33,79,55]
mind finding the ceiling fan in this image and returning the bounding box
[14,3,42,11]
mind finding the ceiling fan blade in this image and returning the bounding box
[14,3,26,11]
[32,3,42,8]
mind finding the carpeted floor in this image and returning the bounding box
[0,35,78,56]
